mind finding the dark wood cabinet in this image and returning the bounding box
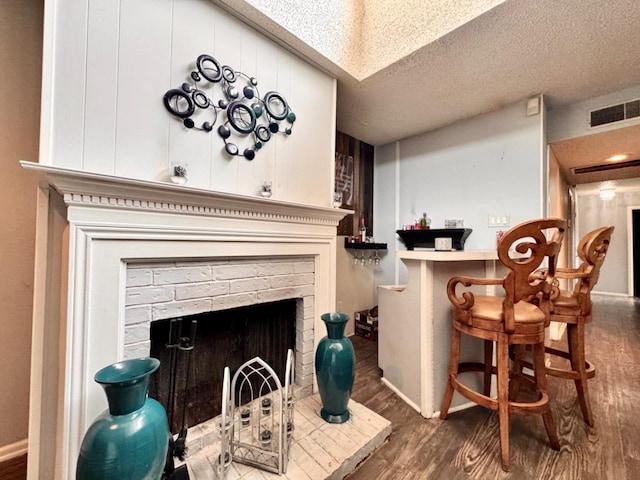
[335,131,374,237]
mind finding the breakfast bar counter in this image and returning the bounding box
[378,250,503,418]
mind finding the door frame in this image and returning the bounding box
[626,205,640,296]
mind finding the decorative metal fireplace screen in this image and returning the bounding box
[216,350,295,478]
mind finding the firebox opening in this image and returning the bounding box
[149,298,297,433]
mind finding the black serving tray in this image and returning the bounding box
[344,238,388,250]
[395,228,472,251]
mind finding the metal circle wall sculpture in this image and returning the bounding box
[163,54,296,160]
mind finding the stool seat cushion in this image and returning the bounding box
[471,295,546,324]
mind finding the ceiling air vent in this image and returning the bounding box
[590,99,640,127]
[572,158,640,175]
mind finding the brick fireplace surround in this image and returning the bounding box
[22,162,348,480]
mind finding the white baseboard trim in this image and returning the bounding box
[593,290,630,297]
[433,400,477,418]
[381,377,421,414]
[0,438,28,463]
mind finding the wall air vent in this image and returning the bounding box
[590,99,640,127]
[572,158,640,175]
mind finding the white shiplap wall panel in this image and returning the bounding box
[246,35,274,195]
[274,49,292,199]
[287,57,335,206]
[236,23,260,195]
[44,0,335,206]
[47,0,89,168]
[209,8,243,193]
[254,33,279,193]
[114,0,173,181]
[168,0,217,190]
[83,0,120,174]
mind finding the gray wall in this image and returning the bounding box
[374,98,546,287]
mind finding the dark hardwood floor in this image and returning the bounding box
[0,453,26,480]
[346,294,640,479]
[2,295,638,480]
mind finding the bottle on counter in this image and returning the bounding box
[359,217,367,242]
[419,212,430,229]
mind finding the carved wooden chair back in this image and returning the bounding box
[496,218,567,332]
[569,226,615,315]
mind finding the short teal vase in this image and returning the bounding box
[315,312,356,423]
[76,357,170,480]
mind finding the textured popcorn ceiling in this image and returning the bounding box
[219,0,504,80]
[213,0,640,183]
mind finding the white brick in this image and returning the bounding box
[256,262,294,276]
[293,261,315,274]
[296,326,314,343]
[229,277,270,294]
[123,341,150,359]
[125,323,150,344]
[126,268,153,287]
[213,264,257,280]
[154,266,211,284]
[175,282,229,300]
[270,273,314,289]
[303,295,315,308]
[210,293,258,311]
[152,298,212,320]
[126,286,174,306]
[125,305,152,325]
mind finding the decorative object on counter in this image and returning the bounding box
[419,212,431,229]
[163,54,295,161]
[169,162,188,185]
[434,237,453,251]
[316,312,356,423]
[332,190,343,208]
[359,217,367,242]
[445,219,464,228]
[396,228,472,251]
[76,357,170,480]
[259,181,272,197]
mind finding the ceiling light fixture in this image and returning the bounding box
[607,154,629,162]
[599,186,615,200]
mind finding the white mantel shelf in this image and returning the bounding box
[21,161,353,225]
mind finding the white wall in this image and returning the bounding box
[40,0,336,206]
[574,182,639,295]
[374,99,545,286]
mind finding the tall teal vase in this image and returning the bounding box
[76,357,170,480]
[315,312,356,423]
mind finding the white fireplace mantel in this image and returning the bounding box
[21,162,350,480]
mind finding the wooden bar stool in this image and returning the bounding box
[440,218,566,471]
[540,226,614,426]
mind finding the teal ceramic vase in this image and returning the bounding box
[76,357,170,480]
[315,312,356,423]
